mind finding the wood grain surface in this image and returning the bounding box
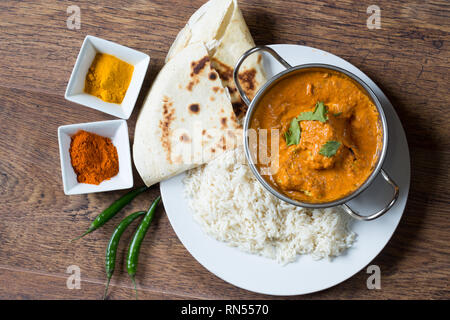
[0,0,449,300]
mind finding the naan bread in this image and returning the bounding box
[133,42,241,187]
[166,0,266,118]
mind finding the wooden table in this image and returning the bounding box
[0,0,448,300]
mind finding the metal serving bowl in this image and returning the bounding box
[233,45,399,221]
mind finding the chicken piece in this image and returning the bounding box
[299,115,352,170]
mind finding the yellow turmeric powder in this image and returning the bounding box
[84,53,134,104]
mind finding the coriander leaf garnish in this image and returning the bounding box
[333,112,342,117]
[284,117,301,146]
[297,101,328,123]
[319,141,341,157]
[284,102,329,146]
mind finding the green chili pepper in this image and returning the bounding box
[71,186,149,242]
[103,210,146,300]
[126,196,161,299]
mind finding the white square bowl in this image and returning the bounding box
[58,120,133,195]
[65,35,150,119]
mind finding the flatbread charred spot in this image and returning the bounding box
[187,56,210,90]
[238,68,257,92]
[188,103,200,114]
[186,78,199,91]
[180,133,191,143]
[230,111,237,123]
[190,56,210,76]
[221,117,227,128]
[211,86,224,94]
[232,100,248,118]
[209,71,218,80]
[218,136,227,151]
[211,58,233,81]
[226,85,236,93]
[159,96,175,164]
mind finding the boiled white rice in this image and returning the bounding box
[183,146,356,264]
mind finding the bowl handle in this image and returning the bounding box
[341,169,399,221]
[233,45,292,106]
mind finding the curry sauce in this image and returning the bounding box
[250,68,382,203]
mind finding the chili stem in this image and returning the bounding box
[130,275,138,300]
[103,277,111,300]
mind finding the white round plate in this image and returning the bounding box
[160,44,411,296]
